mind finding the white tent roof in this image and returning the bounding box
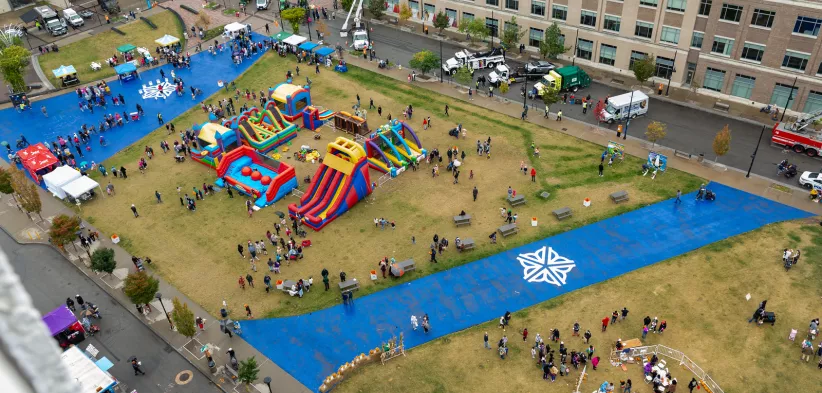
[154,34,180,46]
[62,176,100,199]
[282,35,307,46]
[42,165,81,199]
[224,22,247,33]
[61,347,116,393]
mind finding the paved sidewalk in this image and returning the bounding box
[339,53,822,215]
[0,161,311,393]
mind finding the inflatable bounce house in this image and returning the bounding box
[365,120,426,176]
[288,137,372,231]
[334,111,370,137]
[223,105,299,153]
[268,83,335,131]
[215,145,298,208]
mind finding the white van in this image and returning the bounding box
[256,0,270,10]
[62,8,84,27]
[601,90,649,123]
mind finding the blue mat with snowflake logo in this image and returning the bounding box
[241,183,811,390]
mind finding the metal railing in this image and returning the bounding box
[609,344,723,393]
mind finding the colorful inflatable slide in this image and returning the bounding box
[215,145,298,207]
[228,105,299,153]
[288,137,372,231]
[268,83,335,131]
[365,120,426,175]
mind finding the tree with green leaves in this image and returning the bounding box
[124,270,160,305]
[500,81,509,95]
[91,248,117,274]
[238,356,261,387]
[433,11,449,34]
[457,18,488,45]
[645,121,668,147]
[543,23,568,59]
[408,50,440,75]
[454,66,473,85]
[171,297,196,339]
[8,166,41,219]
[540,87,561,116]
[501,17,525,55]
[341,0,354,13]
[399,3,412,25]
[281,7,306,35]
[49,214,81,249]
[0,167,15,202]
[367,0,385,19]
[632,55,656,85]
[713,124,731,162]
[0,45,29,92]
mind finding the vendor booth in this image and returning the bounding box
[315,46,335,62]
[61,346,118,393]
[17,143,59,182]
[282,34,307,51]
[224,22,249,38]
[271,31,292,42]
[43,305,85,349]
[117,43,137,62]
[155,34,180,48]
[52,65,79,87]
[62,176,102,203]
[298,41,319,53]
[114,62,139,83]
[42,165,82,199]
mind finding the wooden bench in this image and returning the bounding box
[507,194,526,207]
[610,190,629,204]
[453,214,472,226]
[498,223,518,237]
[397,259,416,273]
[338,279,360,292]
[459,238,475,252]
[553,207,572,220]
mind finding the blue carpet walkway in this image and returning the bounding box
[0,34,268,166]
[242,183,812,390]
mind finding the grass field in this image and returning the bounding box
[334,219,822,393]
[38,11,184,88]
[79,53,702,320]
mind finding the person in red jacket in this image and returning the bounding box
[601,316,610,332]
[530,168,536,182]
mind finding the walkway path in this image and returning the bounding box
[242,183,811,389]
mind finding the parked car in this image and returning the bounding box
[799,171,822,190]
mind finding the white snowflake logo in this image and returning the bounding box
[140,81,175,100]
[517,246,576,286]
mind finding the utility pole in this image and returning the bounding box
[781,76,798,122]
[490,10,494,48]
[439,39,443,83]
[572,28,579,66]
[665,51,678,96]
[623,89,634,140]
[746,125,766,178]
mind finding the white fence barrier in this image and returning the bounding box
[609,344,723,393]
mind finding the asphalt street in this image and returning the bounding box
[272,14,820,188]
[0,231,220,393]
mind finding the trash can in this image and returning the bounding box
[697,153,704,163]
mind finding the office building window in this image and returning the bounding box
[462,12,474,21]
[531,0,545,16]
[771,83,798,109]
[711,37,734,56]
[804,91,822,113]
[552,5,567,21]
[703,67,726,92]
[529,28,543,46]
[691,32,704,48]
[740,43,765,62]
[630,50,647,69]
[445,9,458,27]
[580,10,597,27]
[720,4,743,22]
[559,34,565,46]
[635,21,654,38]
[640,0,658,7]
[818,62,822,75]
[730,74,755,99]
[577,38,593,60]
[486,18,499,37]
[486,0,498,6]
[782,50,810,71]
[794,16,822,37]
[600,44,617,66]
[660,26,680,44]
[750,9,775,28]
[505,0,518,10]
[604,15,621,32]
[655,56,675,78]
[698,0,712,16]
[667,0,686,12]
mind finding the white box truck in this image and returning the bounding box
[601,90,649,123]
[62,9,84,28]
[256,0,271,10]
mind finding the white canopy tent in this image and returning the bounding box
[62,176,102,202]
[42,165,82,199]
[154,34,180,47]
[282,35,307,47]
[61,346,116,393]
[224,22,248,37]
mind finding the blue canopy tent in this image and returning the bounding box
[114,63,139,84]
[315,46,335,64]
[298,41,319,52]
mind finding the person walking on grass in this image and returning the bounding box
[238,276,245,289]
[155,191,162,203]
[601,316,609,331]
[131,204,139,218]
[237,244,245,258]
[473,186,478,201]
[530,168,536,182]
[444,104,449,116]
[484,332,490,349]
[245,304,253,318]
[599,163,604,177]
[583,329,592,344]
[246,274,254,288]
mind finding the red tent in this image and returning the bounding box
[18,143,59,182]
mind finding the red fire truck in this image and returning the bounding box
[771,109,822,157]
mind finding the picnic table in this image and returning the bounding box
[610,190,629,203]
[453,214,471,226]
[280,280,297,292]
[459,238,475,251]
[498,223,518,237]
[338,279,360,292]
[397,259,416,273]
[553,207,572,220]
[507,194,526,207]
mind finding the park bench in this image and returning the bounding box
[498,223,518,237]
[610,190,629,204]
[507,194,526,207]
[339,279,360,292]
[459,238,475,252]
[397,259,416,273]
[553,207,573,220]
[454,214,471,226]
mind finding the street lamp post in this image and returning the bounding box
[277,0,285,31]
[622,89,634,140]
[307,5,313,41]
[155,292,173,330]
[263,376,273,393]
[439,39,443,83]
[746,125,766,178]
[780,76,798,122]
[665,51,678,96]
[521,84,527,109]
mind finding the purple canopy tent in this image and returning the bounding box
[42,305,79,336]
